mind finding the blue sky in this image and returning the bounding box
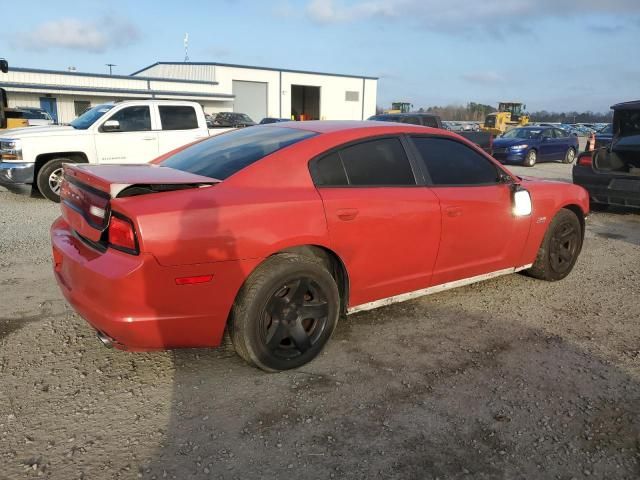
[3,0,640,113]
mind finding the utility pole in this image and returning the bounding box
[106,63,116,75]
[183,33,190,62]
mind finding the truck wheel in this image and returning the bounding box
[524,149,537,167]
[563,147,576,164]
[229,253,340,372]
[526,208,583,281]
[36,159,69,203]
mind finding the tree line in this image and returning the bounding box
[377,102,613,123]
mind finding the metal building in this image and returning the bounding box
[0,62,378,124]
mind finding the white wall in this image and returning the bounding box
[138,64,378,121]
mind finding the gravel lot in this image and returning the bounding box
[1,162,639,480]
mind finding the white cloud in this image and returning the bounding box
[15,16,140,53]
[305,0,640,31]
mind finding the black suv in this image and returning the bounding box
[573,100,640,208]
[368,113,442,129]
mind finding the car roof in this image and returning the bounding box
[611,100,640,111]
[265,120,443,135]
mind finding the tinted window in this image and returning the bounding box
[421,116,439,128]
[541,129,553,139]
[411,137,499,185]
[105,106,151,132]
[339,138,415,186]
[311,152,348,186]
[159,106,199,130]
[161,127,316,180]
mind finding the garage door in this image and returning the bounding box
[232,80,267,124]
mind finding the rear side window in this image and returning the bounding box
[161,126,316,180]
[311,152,348,186]
[159,106,199,130]
[411,137,499,186]
[311,138,416,186]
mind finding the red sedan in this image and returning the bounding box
[51,122,589,371]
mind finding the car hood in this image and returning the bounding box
[0,125,87,139]
[493,137,532,148]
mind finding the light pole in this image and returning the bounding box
[106,63,116,75]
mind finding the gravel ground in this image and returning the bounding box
[1,163,639,480]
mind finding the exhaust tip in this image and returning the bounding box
[96,331,114,349]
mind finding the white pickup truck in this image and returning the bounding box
[0,100,233,201]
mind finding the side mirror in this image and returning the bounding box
[102,119,120,132]
[0,59,8,74]
[512,186,532,216]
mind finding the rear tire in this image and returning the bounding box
[36,158,69,203]
[524,149,537,167]
[526,208,583,281]
[563,147,576,164]
[229,254,340,372]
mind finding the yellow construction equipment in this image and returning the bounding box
[385,102,412,114]
[1,58,27,130]
[481,102,529,135]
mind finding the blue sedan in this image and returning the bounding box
[492,126,579,166]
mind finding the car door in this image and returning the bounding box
[93,105,159,164]
[409,135,532,286]
[553,128,571,160]
[537,128,555,161]
[310,136,442,308]
[157,105,209,155]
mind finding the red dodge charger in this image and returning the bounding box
[51,121,589,371]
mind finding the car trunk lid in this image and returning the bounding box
[61,163,219,242]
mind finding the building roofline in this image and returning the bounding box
[9,67,219,86]
[131,61,379,80]
[0,82,235,99]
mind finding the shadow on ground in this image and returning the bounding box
[142,300,640,479]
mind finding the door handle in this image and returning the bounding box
[142,136,155,141]
[445,206,463,217]
[337,208,359,221]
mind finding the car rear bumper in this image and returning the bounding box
[572,165,640,208]
[0,161,35,184]
[50,216,252,351]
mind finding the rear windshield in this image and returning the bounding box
[161,126,317,180]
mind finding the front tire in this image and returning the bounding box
[527,208,583,281]
[229,254,340,372]
[36,158,69,203]
[524,149,537,167]
[563,147,576,164]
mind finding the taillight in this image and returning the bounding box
[108,214,138,254]
[577,152,593,167]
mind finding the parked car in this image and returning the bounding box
[260,117,291,124]
[369,113,493,153]
[50,121,589,371]
[5,108,54,127]
[368,113,442,129]
[594,123,614,149]
[443,121,464,132]
[492,126,579,166]
[210,112,256,128]
[573,101,640,208]
[0,100,234,202]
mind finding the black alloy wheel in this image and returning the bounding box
[229,253,340,371]
[526,208,583,281]
[261,278,329,359]
[548,220,580,275]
